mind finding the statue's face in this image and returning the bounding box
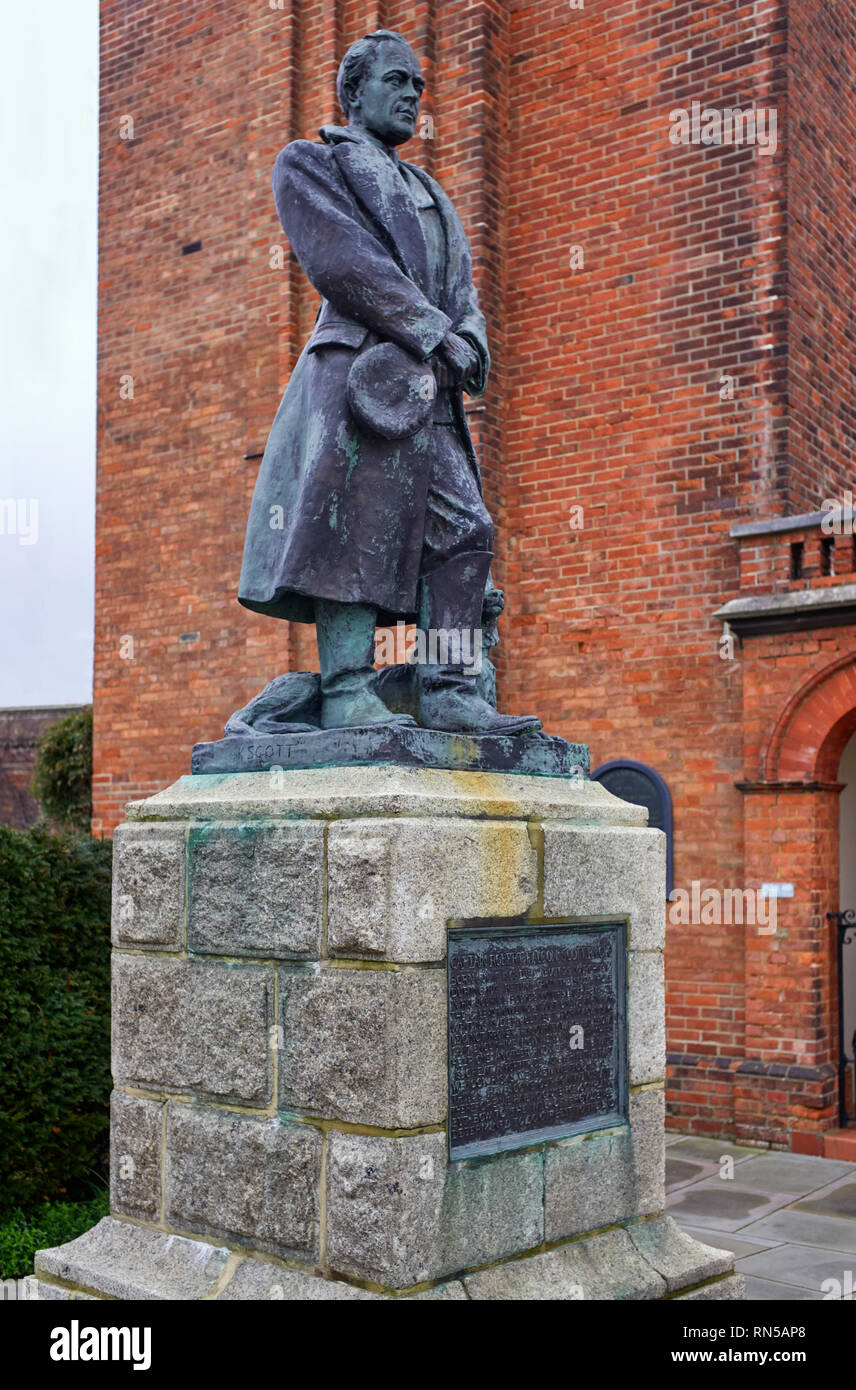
[349,41,424,146]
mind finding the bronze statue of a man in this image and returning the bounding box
[238,29,538,736]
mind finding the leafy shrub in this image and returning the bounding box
[31,706,93,834]
[0,1192,109,1280]
[0,826,112,1216]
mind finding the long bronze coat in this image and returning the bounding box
[237,125,490,626]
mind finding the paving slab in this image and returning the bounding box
[666,1157,711,1192]
[735,1242,855,1295]
[726,1154,853,1197]
[743,1276,822,1301]
[667,1179,793,1231]
[666,1137,763,1163]
[794,1175,856,1220]
[666,1144,760,1192]
[740,1208,856,1254]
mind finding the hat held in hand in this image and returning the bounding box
[346,342,437,440]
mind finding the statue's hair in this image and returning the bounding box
[336,30,417,118]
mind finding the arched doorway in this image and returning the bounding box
[752,655,856,1139]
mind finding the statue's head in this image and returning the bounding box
[337,30,424,147]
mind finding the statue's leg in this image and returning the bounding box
[315,598,416,730]
[416,430,541,736]
[417,553,541,735]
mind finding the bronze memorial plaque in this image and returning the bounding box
[447,922,627,1160]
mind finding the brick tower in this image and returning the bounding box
[95,0,856,1149]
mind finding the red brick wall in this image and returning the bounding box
[787,0,856,514]
[0,707,84,830]
[95,1,856,1142]
[95,0,295,832]
[499,0,789,1128]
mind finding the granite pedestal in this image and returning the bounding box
[32,766,743,1300]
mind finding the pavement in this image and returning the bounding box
[666,1134,856,1299]
[669,1134,856,1295]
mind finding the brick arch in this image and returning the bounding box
[766,655,856,782]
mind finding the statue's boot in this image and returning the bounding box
[417,552,542,736]
[315,598,416,730]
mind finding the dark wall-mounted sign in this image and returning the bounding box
[591,759,673,897]
[447,921,627,1161]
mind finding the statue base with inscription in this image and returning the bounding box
[30,766,743,1301]
[191,725,588,779]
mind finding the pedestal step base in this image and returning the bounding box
[31,1215,744,1302]
[191,726,589,778]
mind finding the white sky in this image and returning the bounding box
[0,3,98,707]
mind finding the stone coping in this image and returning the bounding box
[716,583,856,621]
[126,766,649,827]
[729,509,853,538]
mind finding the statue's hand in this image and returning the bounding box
[438,331,479,385]
[430,358,456,390]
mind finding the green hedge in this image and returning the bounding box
[0,826,112,1217]
[0,1193,109,1281]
